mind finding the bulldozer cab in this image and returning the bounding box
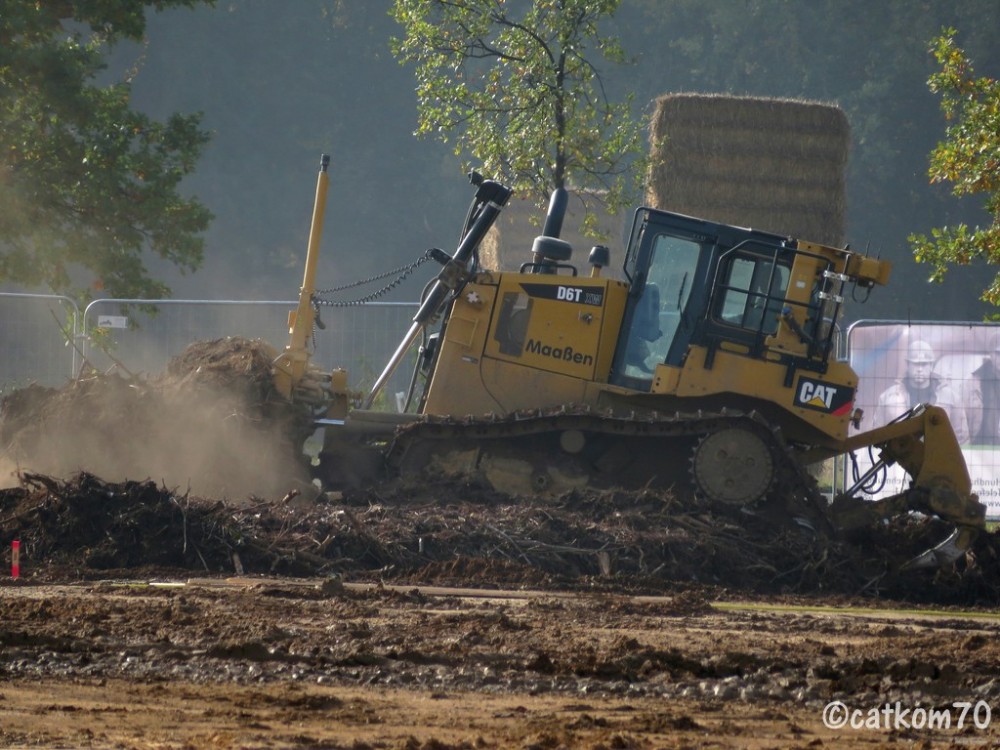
[611,208,843,390]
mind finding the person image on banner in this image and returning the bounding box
[963,337,1000,446]
[872,339,968,443]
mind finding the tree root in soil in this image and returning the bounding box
[1,471,998,606]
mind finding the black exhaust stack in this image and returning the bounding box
[542,187,568,238]
[528,188,573,273]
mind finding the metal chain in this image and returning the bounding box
[312,250,438,307]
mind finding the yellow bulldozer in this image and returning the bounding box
[273,156,985,570]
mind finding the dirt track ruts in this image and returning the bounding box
[2,577,1000,749]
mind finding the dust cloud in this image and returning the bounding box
[0,338,316,502]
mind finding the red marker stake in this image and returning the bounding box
[11,540,20,579]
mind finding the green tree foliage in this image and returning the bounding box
[0,0,213,299]
[909,29,1000,308]
[389,0,644,216]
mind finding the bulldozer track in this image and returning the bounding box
[385,405,830,530]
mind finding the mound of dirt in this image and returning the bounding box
[0,337,314,501]
[2,336,998,605]
[2,470,999,606]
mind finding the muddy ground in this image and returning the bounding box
[2,339,1000,748]
[3,574,1000,749]
[2,473,1000,749]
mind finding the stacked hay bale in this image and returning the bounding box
[483,94,849,269]
[647,93,849,246]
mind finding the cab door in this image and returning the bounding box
[610,210,715,389]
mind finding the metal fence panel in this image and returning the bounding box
[845,320,1000,520]
[80,299,420,404]
[0,293,79,390]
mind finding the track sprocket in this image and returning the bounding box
[690,426,775,506]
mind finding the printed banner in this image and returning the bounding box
[847,323,1000,520]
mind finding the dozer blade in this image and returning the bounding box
[835,404,987,571]
[829,484,985,570]
[902,484,984,569]
[902,526,978,570]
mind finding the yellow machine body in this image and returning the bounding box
[292,173,982,568]
[420,211,887,464]
[422,274,628,415]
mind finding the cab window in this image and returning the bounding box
[621,233,701,378]
[714,253,789,334]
